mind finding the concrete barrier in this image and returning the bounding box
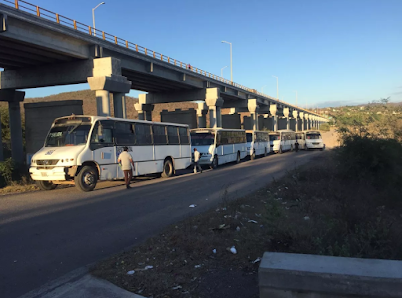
[259,252,402,298]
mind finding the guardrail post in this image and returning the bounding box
[102,31,105,40]
[145,48,147,55]
[56,13,59,23]
[15,0,19,9]
[160,54,163,61]
[89,26,92,35]
[36,6,40,17]
[168,57,170,63]
[125,40,129,48]
[114,36,118,44]
[73,20,77,30]
[174,59,176,66]
[135,44,138,52]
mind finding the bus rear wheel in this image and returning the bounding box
[75,166,97,192]
[36,180,57,191]
[161,159,174,178]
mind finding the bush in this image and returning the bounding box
[0,158,14,187]
[320,123,330,131]
[336,135,402,191]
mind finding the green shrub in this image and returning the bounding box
[336,135,402,190]
[0,158,14,187]
[320,123,330,131]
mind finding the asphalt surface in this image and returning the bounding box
[0,150,322,298]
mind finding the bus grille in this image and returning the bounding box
[36,159,59,165]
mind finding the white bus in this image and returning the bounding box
[246,130,270,159]
[296,132,306,150]
[30,115,192,192]
[269,130,296,154]
[190,128,247,168]
[305,130,325,150]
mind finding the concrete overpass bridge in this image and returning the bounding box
[0,0,328,163]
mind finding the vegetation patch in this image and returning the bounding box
[92,148,402,298]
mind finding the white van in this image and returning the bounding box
[305,131,325,150]
[246,130,270,159]
[30,115,192,192]
[190,128,247,168]
[269,130,296,154]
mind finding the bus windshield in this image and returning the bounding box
[269,135,280,141]
[190,133,215,146]
[45,124,91,147]
[306,134,321,140]
[246,133,253,143]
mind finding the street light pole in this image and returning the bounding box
[92,2,105,37]
[221,66,228,78]
[221,41,232,82]
[272,75,278,100]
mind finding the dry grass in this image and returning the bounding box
[91,151,402,298]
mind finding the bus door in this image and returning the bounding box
[90,120,117,180]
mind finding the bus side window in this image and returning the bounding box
[152,125,168,145]
[179,127,189,144]
[90,120,114,149]
[115,122,135,145]
[135,123,152,145]
[167,126,180,145]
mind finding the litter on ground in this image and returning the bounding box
[126,270,135,275]
[189,204,197,208]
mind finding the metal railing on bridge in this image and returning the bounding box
[0,0,325,118]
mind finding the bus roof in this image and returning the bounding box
[190,128,245,132]
[305,130,321,134]
[245,130,270,133]
[53,115,189,128]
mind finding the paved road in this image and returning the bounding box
[0,150,322,298]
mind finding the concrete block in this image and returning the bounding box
[222,114,241,129]
[259,252,402,298]
[160,109,197,128]
[24,100,83,163]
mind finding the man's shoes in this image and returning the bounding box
[126,185,131,189]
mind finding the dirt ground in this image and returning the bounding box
[321,127,340,148]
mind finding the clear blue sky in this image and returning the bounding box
[16,0,402,107]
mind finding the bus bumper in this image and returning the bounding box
[30,166,77,181]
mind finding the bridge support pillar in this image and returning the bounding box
[248,99,259,131]
[87,57,132,117]
[113,93,127,119]
[0,90,25,164]
[135,103,154,121]
[205,89,223,128]
[197,102,208,128]
[270,104,278,132]
[283,107,290,130]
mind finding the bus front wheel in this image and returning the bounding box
[161,159,174,178]
[75,166,98,192]
[36,180,57,191]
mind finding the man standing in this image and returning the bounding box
[118,147,135,189]
[193,148,202,173]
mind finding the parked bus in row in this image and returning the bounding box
[190,128,247,168]
[30,116,192,192]
[269,130,296,154]
[246,130,270,159]
[296,132,306,150]
[305,130,325,150]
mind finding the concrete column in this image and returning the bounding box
[96,90,110,116]
[205,97,224,129]
[87,57,132,117]
[9,101,24,164]
[113,92,127,118]
[0,112,3,161]
[135,103,154,121]
[197,102,208,128]
[248,99,259,131]
[270,104,278,132]
[283,107,290,130]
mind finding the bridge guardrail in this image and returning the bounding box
[1,0,325,118]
